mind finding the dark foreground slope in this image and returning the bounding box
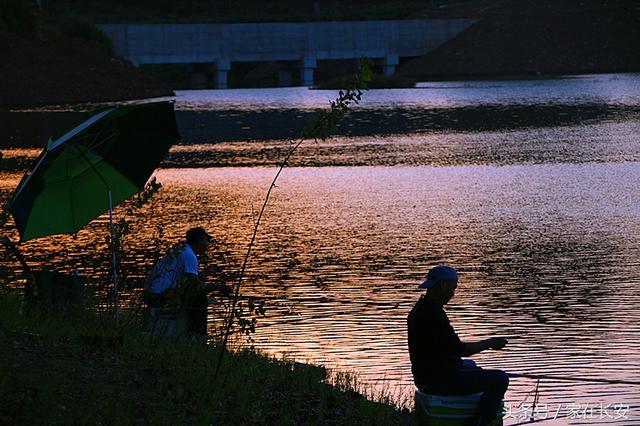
[0,295,411,424]
[400,0,640,79]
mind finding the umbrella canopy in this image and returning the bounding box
[9,101,180,241]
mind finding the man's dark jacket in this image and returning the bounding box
[407,296,464,390]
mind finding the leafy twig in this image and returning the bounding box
[213,58,372,379]
[107,177,163,319]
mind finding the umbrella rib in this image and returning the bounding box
[47,108,114,151]
[87,129,118,153]
[63,128,118,154]
[69,142,111,191]
[87,111,116,154]
[49,109,116,157]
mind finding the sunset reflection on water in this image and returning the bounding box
[2,161,639,423]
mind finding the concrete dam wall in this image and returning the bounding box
[99,19,476,88]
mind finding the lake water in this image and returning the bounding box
[1,73,640,424]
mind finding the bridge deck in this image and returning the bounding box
[99,19,475,88]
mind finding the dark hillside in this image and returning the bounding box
[399,0,640,79]
[0,3,171,108]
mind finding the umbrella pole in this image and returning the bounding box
[108,190,119,325]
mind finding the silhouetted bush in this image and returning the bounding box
[59,16,113,54]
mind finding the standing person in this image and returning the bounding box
[144,227,231,336]
[407,265,509,426]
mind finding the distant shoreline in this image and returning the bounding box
[3,70,636,111]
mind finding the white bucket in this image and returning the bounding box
[414,390,503,426]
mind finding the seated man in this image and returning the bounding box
[144,227,231,336]
[407,265,509,426]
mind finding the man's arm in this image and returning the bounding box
[460,337,508,357]
[201,265,232,295]
[203,282,232,296]
[183,273,231,296]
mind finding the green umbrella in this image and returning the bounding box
[9,101,180,318]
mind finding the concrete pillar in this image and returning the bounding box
[215,59,231,89]
[298,57,317,87]
[382,54,399,76]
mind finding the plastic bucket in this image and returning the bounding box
[145,308,189,339]
[414,390,503,426]
[27,271,85,307]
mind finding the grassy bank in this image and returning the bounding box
[0,294,411,424]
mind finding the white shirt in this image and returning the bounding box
[147,243,199,294]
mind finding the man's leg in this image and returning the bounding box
[429,368,509,424]
[144,291,160,308]
[187,291,208,336]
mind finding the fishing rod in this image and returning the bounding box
[505,373,639,425]
[507,372,640,386]
[507,404,640,426]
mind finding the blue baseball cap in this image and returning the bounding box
[418,265,459,289]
